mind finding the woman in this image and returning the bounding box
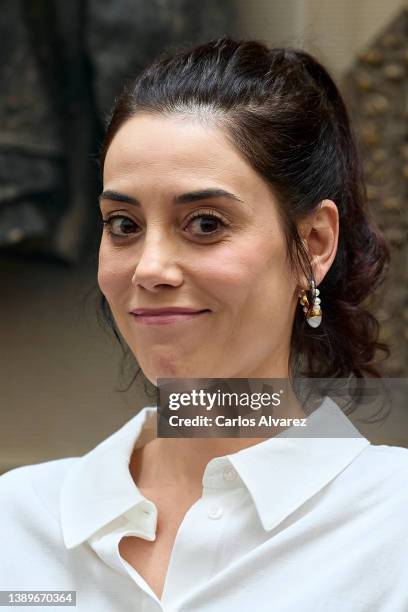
[1,37,407,611]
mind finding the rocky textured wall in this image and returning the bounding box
[0,0,236,263]
[341,6,408,375]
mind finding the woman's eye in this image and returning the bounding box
[102,210,228,241]
[186,211,228,237]
[102,215,138,238]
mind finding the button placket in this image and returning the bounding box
[223,466,238,482]
[202,459,240,523]
[207,505,223,520]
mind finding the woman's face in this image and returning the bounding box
[98,113,299,385]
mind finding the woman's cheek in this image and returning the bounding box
[97,256,123,300]
[203,244,260,292]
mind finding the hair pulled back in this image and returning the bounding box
[98,36,391,385]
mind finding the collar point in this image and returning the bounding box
[62,531,86,550]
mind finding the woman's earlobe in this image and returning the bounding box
[312,254,322,283]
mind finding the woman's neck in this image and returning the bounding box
[130,385,306,491]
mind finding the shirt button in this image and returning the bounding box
[208,505,223,520]
[223,466,237,481]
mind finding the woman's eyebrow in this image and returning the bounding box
[98,188,245,206]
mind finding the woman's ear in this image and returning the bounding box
[297,199,339,288]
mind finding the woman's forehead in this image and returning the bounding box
[103,113,257,189]
[102,114,281,218]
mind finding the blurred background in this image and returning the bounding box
[1,0,408,473]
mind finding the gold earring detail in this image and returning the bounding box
[298,279,322,328]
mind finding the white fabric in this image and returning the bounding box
[1,396,408,611]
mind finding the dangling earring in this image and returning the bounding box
[298,279,322,328]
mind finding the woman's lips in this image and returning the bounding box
[130,310,210,325]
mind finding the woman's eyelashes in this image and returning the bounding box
[102,214,137,239]
[102,209,231,241]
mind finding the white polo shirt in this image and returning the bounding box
[1,396,408,611]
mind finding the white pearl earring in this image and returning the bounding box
[298,279,322,328]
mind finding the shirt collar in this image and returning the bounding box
[60,396,370,549]
[225,395,370,531]
[60,406,158,549]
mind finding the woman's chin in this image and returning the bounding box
[144,363,186,386]
[136,345,224,385]
[147,365,213,387]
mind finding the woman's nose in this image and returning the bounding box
[131,232,183,291]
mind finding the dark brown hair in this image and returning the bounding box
[97,36,391,394]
